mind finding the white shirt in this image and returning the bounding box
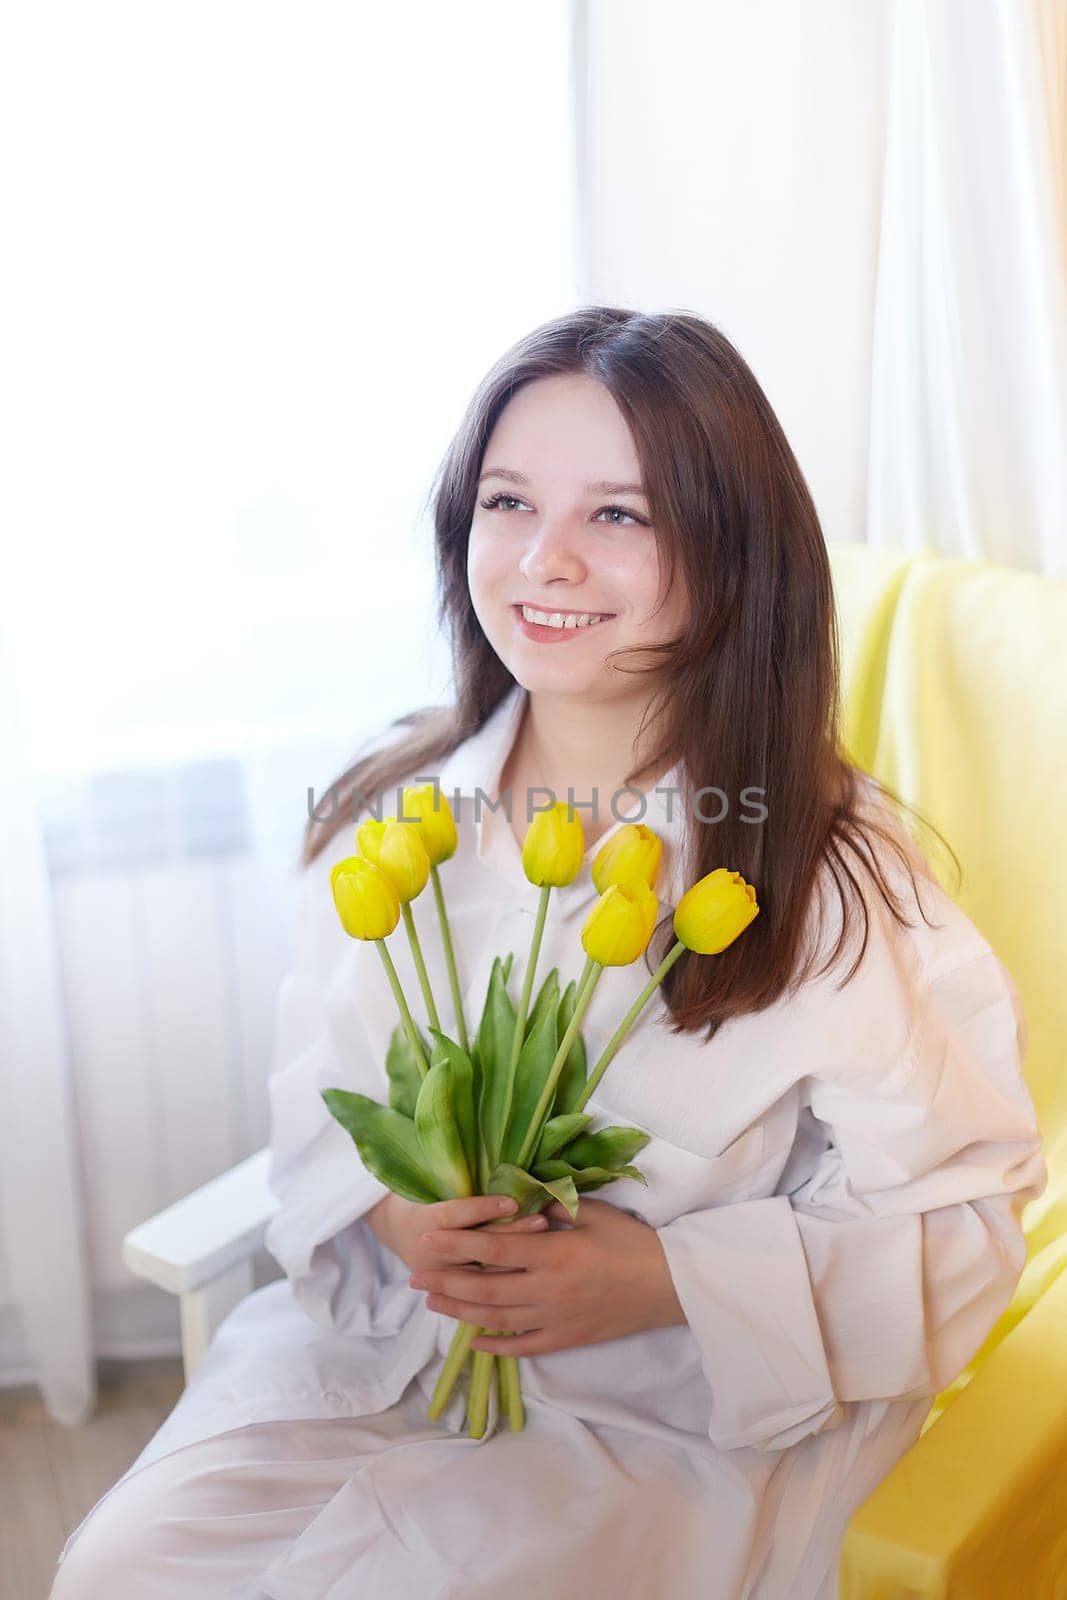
[99,684,1047,1598]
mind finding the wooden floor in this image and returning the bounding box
[0,1356,185,1600]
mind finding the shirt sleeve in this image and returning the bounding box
[654,941,1047,1454]
[263,723,413,1336]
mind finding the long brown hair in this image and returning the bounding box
[300,306,959,1044]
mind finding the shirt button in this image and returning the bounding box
[323,1390,344,1409]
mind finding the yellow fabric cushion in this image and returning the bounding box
[828,543,1067,1421]
[839,1268,1067,1597]
[827,539,928,772]
[826,541,1067,1591]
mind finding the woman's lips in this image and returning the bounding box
[512,605,615,643]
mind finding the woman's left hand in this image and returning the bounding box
[409,1196,687,1357]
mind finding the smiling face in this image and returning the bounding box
[466,373,689,703]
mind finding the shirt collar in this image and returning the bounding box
[434,683,691,920]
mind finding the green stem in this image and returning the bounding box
[430,863,470,1054]
[424,1213,528,1429]
[515,957,603,1169]
[467,1349,495,1438]
[375,938,431,1078]
[499,1349,525,1430]
[573,939,688,1112]
[494,1352,506,1426]
[401,901,441,1035]
[500,883,552,1140]
[426,1319,478,1420]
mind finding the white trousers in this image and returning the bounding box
[47,1410,422,1600]
[47,1370,850,1600]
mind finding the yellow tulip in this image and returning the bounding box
[580,877,660,967]
[673,868,759,954]
[591,822,663,895]
[357,818,431,904]
[330,855,401,940]
[401,783,458,867]
[521,801,586,887]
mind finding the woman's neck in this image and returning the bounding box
[498,691,669,846]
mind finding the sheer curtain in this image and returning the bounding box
[580,0,1066,576]
[867,0,1067,570]
[0,0,579,1418]
[0,619,95,1424]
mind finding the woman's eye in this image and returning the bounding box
[595,505,641,525]
[479,493,525,512]
[478,492,646,526]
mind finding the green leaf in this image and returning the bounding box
[534,1112,592,1163]
[475,956,518,1187]
[566,1168,646,1194]
[485,1162,580,1221]
[385,1021,430,1119]
[551,978,588,1115]
[559,1126,651,1171]
[427,1027,478,1182]
[532,1158,647,1193]
[414,1060,474,1198]
[500,971,561,1166]
[320,1088,448,1203]
[525,965,561,1042]
[468,1035,483,1127]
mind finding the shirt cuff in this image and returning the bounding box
[656,1195,847,1451]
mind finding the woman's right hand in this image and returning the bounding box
[365,1191,548,1276]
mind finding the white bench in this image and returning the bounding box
[121,1148,280,1383]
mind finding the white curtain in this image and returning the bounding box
[581,0,1067,576]
[0,619,96,1425]
[867,0,1067,571]
[0,0,578,1420]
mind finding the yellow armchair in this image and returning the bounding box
[827,542,1067,1597]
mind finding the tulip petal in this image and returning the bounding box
[591,823,663,895]
[580,878,659,966]
[521,802,586,887]
[674,868,760,954]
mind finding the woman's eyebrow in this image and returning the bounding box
[478,466,647,495]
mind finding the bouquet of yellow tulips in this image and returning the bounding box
[322,782,759,1438]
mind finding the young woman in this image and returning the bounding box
[50,308,1045,1600]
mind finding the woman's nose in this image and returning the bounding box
[518,518,587,586]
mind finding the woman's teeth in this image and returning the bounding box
[520,605,612,630]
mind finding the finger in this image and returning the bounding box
[420,1226,551,1268]
[417,1268,533,1306]
[417,1214,547,1270]
[425,1293,535,1330]
[469,1329,562,1356]
[482,1214,549,1234]
[426,1195,521,1230]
